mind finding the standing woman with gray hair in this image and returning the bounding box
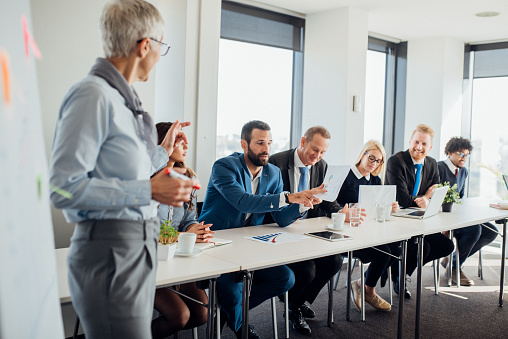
[49,1,198,338]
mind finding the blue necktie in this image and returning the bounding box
[412,164,422,196]
[298,167,309,192]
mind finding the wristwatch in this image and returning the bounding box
[284,191,291,204]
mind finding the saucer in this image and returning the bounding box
[175,248,203,257]
[326,224,345,231]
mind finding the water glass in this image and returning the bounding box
[349,203,361,227]
[375,202,387,223]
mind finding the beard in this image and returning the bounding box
[247,146,269,166]
[409,148,426,161]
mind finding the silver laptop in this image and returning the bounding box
[392,185,449,219]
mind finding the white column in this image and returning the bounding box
[302,7,368,166]
[405,37,464,160]
[155,0,221,200]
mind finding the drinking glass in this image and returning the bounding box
[375,202,387,223]
[349,203,361,227]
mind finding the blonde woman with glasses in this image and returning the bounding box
[336,140,399,312]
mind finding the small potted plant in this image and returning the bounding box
[157,220,179,261]
[438,182,461,212]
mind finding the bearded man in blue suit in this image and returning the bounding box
[200,120,325,339]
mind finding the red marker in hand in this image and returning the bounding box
[164,168,201,190]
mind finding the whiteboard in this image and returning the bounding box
[0,1,64,338]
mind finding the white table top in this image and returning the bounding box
[205,197,508,271]
[57,198,507,303]
[56,247,240,304]
[207,215,421,271]
[411,197,508,235]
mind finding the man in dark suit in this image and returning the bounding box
[268,126,343,334]
[438,137,498,286]
[386,124,454,298]
[199,120,325,339]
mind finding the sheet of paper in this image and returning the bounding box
[246,232,308,245]
[314,165,351,202]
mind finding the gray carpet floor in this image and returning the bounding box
[178,250,508,339]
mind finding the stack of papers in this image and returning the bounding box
[489,200,508,210]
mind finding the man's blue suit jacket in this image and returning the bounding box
[199,152,302,230]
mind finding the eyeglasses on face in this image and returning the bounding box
[455,152,470,159]
[364,152,383,165]
[137,37,171,56]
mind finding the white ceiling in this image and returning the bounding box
[252,0,508,43]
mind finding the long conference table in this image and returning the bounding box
[56,198,508,339]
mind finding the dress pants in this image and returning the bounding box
[453,222,498,268]
[392,233,454,277]
[216,265,295,332]
[287,254,343,310]
[68,218,159,339]
[353,243,400,287]
[407,233,454,275]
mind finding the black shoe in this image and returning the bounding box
[300,303,316,318]
[234,325,261,339]
[393,276,411,299]
[288,309,311,335]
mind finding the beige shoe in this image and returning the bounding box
[365,293,391,311]
[459,269,474,286]
[351,280,362,311]
[445,268,474,286]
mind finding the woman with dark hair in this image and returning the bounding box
[337,140,400,312]
[151,122,214,338]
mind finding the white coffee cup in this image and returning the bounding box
[178,233,197,254]
[331,212,346,230]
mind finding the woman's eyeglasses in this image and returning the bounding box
[365,152,383,165]
[137,37,171,56]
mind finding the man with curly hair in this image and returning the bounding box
[438,137,498,286]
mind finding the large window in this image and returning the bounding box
[364,49,387,144]
[364,37,407,156]
[466,43,508,199]
[216,1,304,159]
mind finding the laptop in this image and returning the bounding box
[358,185,396,220]
[392,185,449,219]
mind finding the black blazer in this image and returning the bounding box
[385,150,440,208]
[266,148,341,221]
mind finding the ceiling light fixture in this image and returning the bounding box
[475,11,500,17]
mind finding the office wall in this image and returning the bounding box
[405,37,464,161]
[302,7,368,167]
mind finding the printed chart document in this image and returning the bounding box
[246,232,308,245]
[314,165,351,202]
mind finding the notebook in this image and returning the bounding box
[194,238,232,250]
